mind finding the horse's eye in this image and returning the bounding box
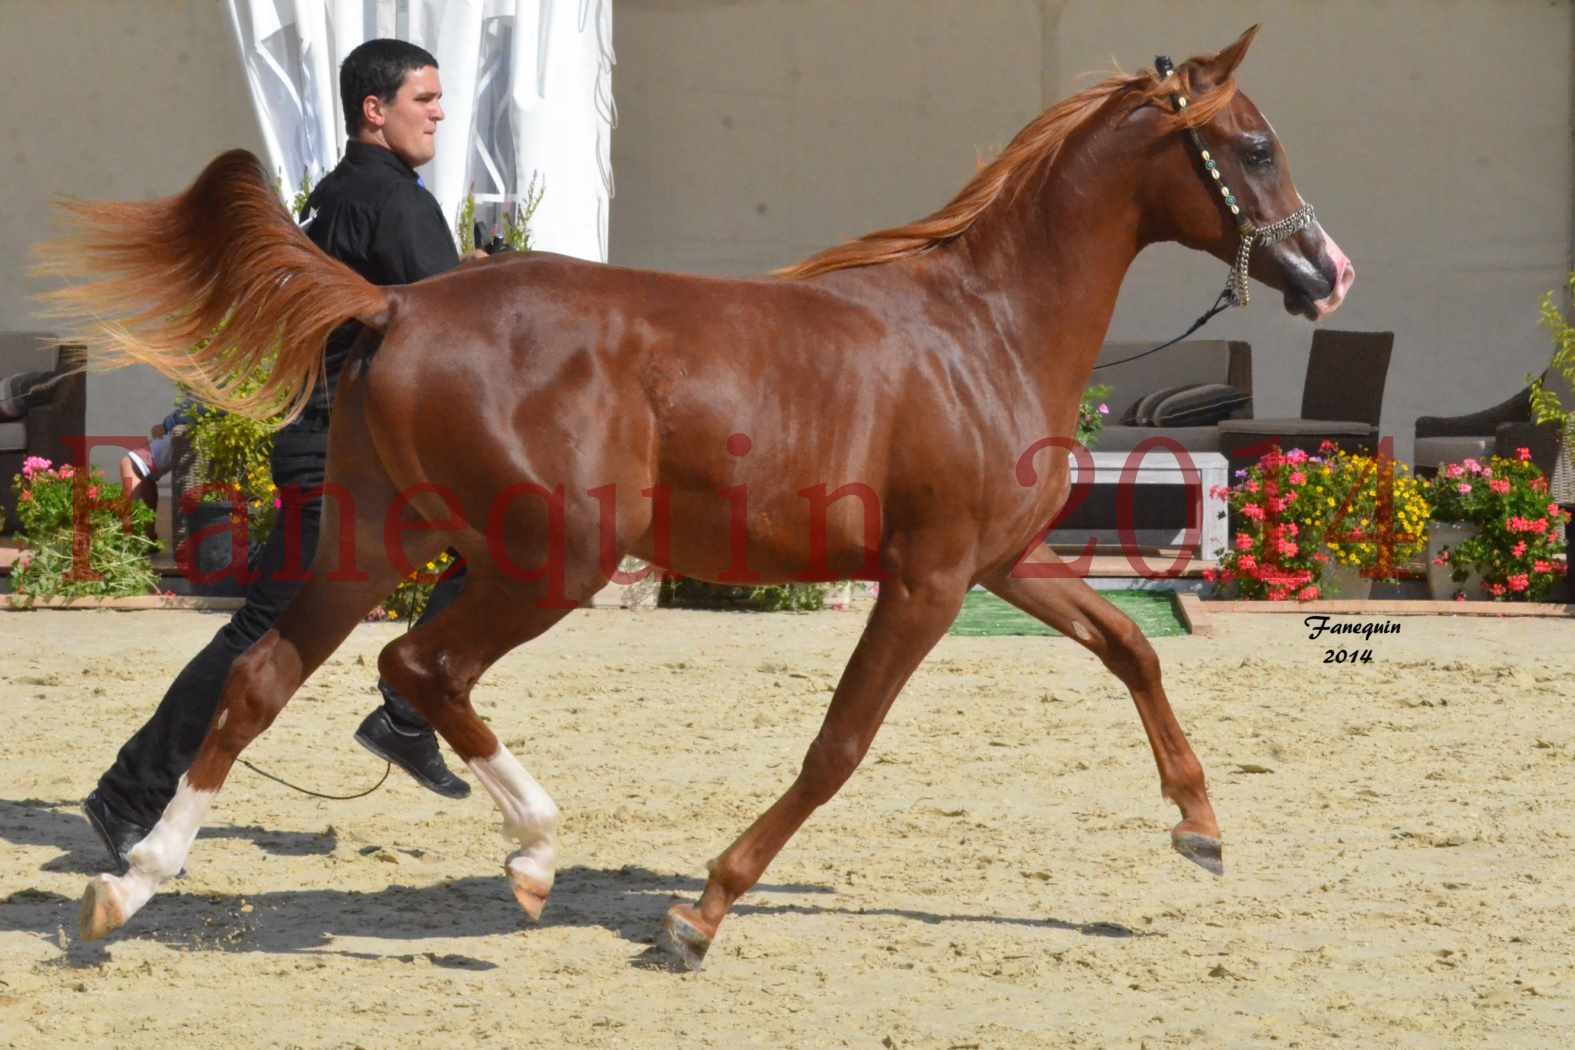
[1244,145,1274,169]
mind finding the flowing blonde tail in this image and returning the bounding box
[32,149,391,423]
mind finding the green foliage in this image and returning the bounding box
[1078,384,1112,449]
[457,191,477,254]
[377,549,458,622]
[456,174,545,253]
[8,458,158,603]
[501,174,544,252]
[1530,271,1575,425]
[661,577,828,612]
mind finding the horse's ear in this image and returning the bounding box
[1193,25,1260,91]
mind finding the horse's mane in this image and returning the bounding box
[774,62,1240,280]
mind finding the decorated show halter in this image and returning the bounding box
[1094,54,1317,371]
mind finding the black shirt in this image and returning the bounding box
[293,140,459,428]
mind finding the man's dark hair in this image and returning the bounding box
[340,39,439,136]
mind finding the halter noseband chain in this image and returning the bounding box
[1155,54,1315,307]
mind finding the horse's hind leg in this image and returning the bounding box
[983,558,1222,875]
[659,558,970,971]
[79,394,425,941]
[78,560,408,940]
[375,565,603,921]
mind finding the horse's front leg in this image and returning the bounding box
[983,558,1223,874]
[659,559,970,971]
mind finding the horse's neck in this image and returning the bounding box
[957,135,1147,382]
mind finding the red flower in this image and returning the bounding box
[1517,447,1533,461]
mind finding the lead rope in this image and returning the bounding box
[239,757,391,800]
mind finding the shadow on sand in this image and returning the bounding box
[0,797,1153,970]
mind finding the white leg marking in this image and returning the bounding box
[467,747,560,893]
[96,775,214,922]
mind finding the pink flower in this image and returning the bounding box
[1235,533,1255,551]
[1202,568,1217,583]
[1507,574,1530,592]
[20,455,51,479]
[19,490,33,503]
[1286,523,1300,536]
[86,485,99,500]
[1489,479,1510,495]
[1289,471,1306,485]
[56,464,75,479]
[1286,448,1309,465]
[1535,560,1552,574]
[1097,403,1109,415]
[1463,458,1483,474]
[1549,503,1562,518]
[1278,540,1299,558]
[1517,447,1533,462]
[1241,505,1265,521]
[1512,540,1527,558]
[1455,592,1467,602]
[1297,585,1320,601]
[1531,518,1549,535]
[1245,480,1260,494]
[1444,464,1464,479]
[1238,555,1258,573]
[1489,583,1506,597]
[1457,483,1472,495]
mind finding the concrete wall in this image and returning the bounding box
[0,0,263,469]
[0,1,1569,469]
[612,0,1575,462]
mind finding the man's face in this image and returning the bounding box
[366,65,444,168]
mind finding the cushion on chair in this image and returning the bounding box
[0,420,26,452]
[1414,435,1493,472]
[1093,424,1222,453]
[1149,384,1252,427]
[1120,385,1190,426]
[1216,418,1376,437]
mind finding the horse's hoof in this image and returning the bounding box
[508,868,551,922]
[1172,830,1224,877]
[79,876,126,942]
[656,905,712,973]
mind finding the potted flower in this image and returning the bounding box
[178,383,279,596]
[8,456,158,603]
[1426,451,1569,601]
[1206,442,1428,601]
[1206,446,1323,601]
[1308,445,1430,598]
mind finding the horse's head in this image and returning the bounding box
[1140,26,1354,321]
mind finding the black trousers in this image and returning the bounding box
[95,427,466,828]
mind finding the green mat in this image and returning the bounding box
[948,589,1187,638]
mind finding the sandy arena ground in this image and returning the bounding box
[2,604,1573,1048]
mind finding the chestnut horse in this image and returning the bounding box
[43,26,1351,968]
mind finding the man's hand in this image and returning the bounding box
[465,248,490,262]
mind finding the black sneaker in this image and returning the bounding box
[353,708,471,800]
[82,791,147,875]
